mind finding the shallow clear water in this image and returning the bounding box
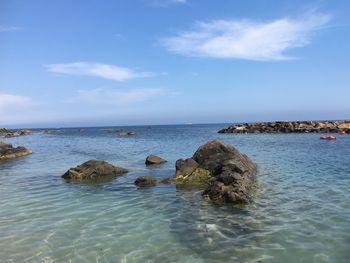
[1,124,349,263]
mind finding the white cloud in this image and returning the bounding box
[0,26,22,32]
[46,62,152,82]
[0,93,32,110]
[161,12,331,61]
[76,88,164,106]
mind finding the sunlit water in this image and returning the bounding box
[0,124,349,263]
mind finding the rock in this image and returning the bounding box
[338,122,350,130]
[145,155,167,165]
[173,167,212,187]
[0,141,32,160]
[78,128,85,132]
[18,130,33,136]
[118,131,136,136]
[43,129,64,134]
[1,128,34,137]
[174,140,257,204]
[175,158,199,177]
[218,120,350,134]
[134,176,158,187]
[5,132,19,138]
[62,160,128,180]
[0,128,9,136]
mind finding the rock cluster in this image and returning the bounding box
[0,141,32,160]
[62,160,128,180]
[0,128,33,138]
[218,120,350,134]
[174,140,257,204]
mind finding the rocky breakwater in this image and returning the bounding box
[0,141,32,160]
[173,140,257,204]
[218,120,350,134]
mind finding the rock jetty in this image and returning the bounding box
[174,140,257,204]
[0,141,32,160]
[62,160,128,181]
[218,120,350,134]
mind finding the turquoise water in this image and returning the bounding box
[0,124,349,263]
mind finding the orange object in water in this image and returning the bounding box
[339,130,346,135]
[320,135,336,140]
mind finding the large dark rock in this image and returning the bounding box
[0,141,32,160]
[174,140,257,204]
[145,155,167,165]
[135,176,158,187]
[62,160,128,181]
[175,158,199,177]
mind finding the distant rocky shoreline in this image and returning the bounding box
[218,120,350,134]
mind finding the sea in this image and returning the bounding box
[0,124,349,263]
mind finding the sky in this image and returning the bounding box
[1,0,350,128]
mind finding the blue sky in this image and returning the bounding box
[1,0,349,128]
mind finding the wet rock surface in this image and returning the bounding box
[174,140,257,204]
[145,155,167,165]
[0,141,32,160]
[218,120,350,134]
[62,160,128,181]
[134,176,158,187]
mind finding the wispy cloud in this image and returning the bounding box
[0,93,32,110]
[76,88,164,106]
[46,62,152,82]
[161,12,331,61]
[0,26,22,32]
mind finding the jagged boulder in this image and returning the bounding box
[174,140,257,204]
[0,141,32,160]
[145,155,167,165]
[62,160,128,181]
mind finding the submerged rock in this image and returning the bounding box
[145,155,167,165]
[134,176,158,187]
[62,160,128,181]
[0,141,32,160]
[118,131,136,136]
[43,129,64,134]
[174,140,257,204]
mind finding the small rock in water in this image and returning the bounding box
[145,155,167,165]
[0,141,32,160]
[134,176,158,187]
[118,130,136,136]
[62,160,128,181]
